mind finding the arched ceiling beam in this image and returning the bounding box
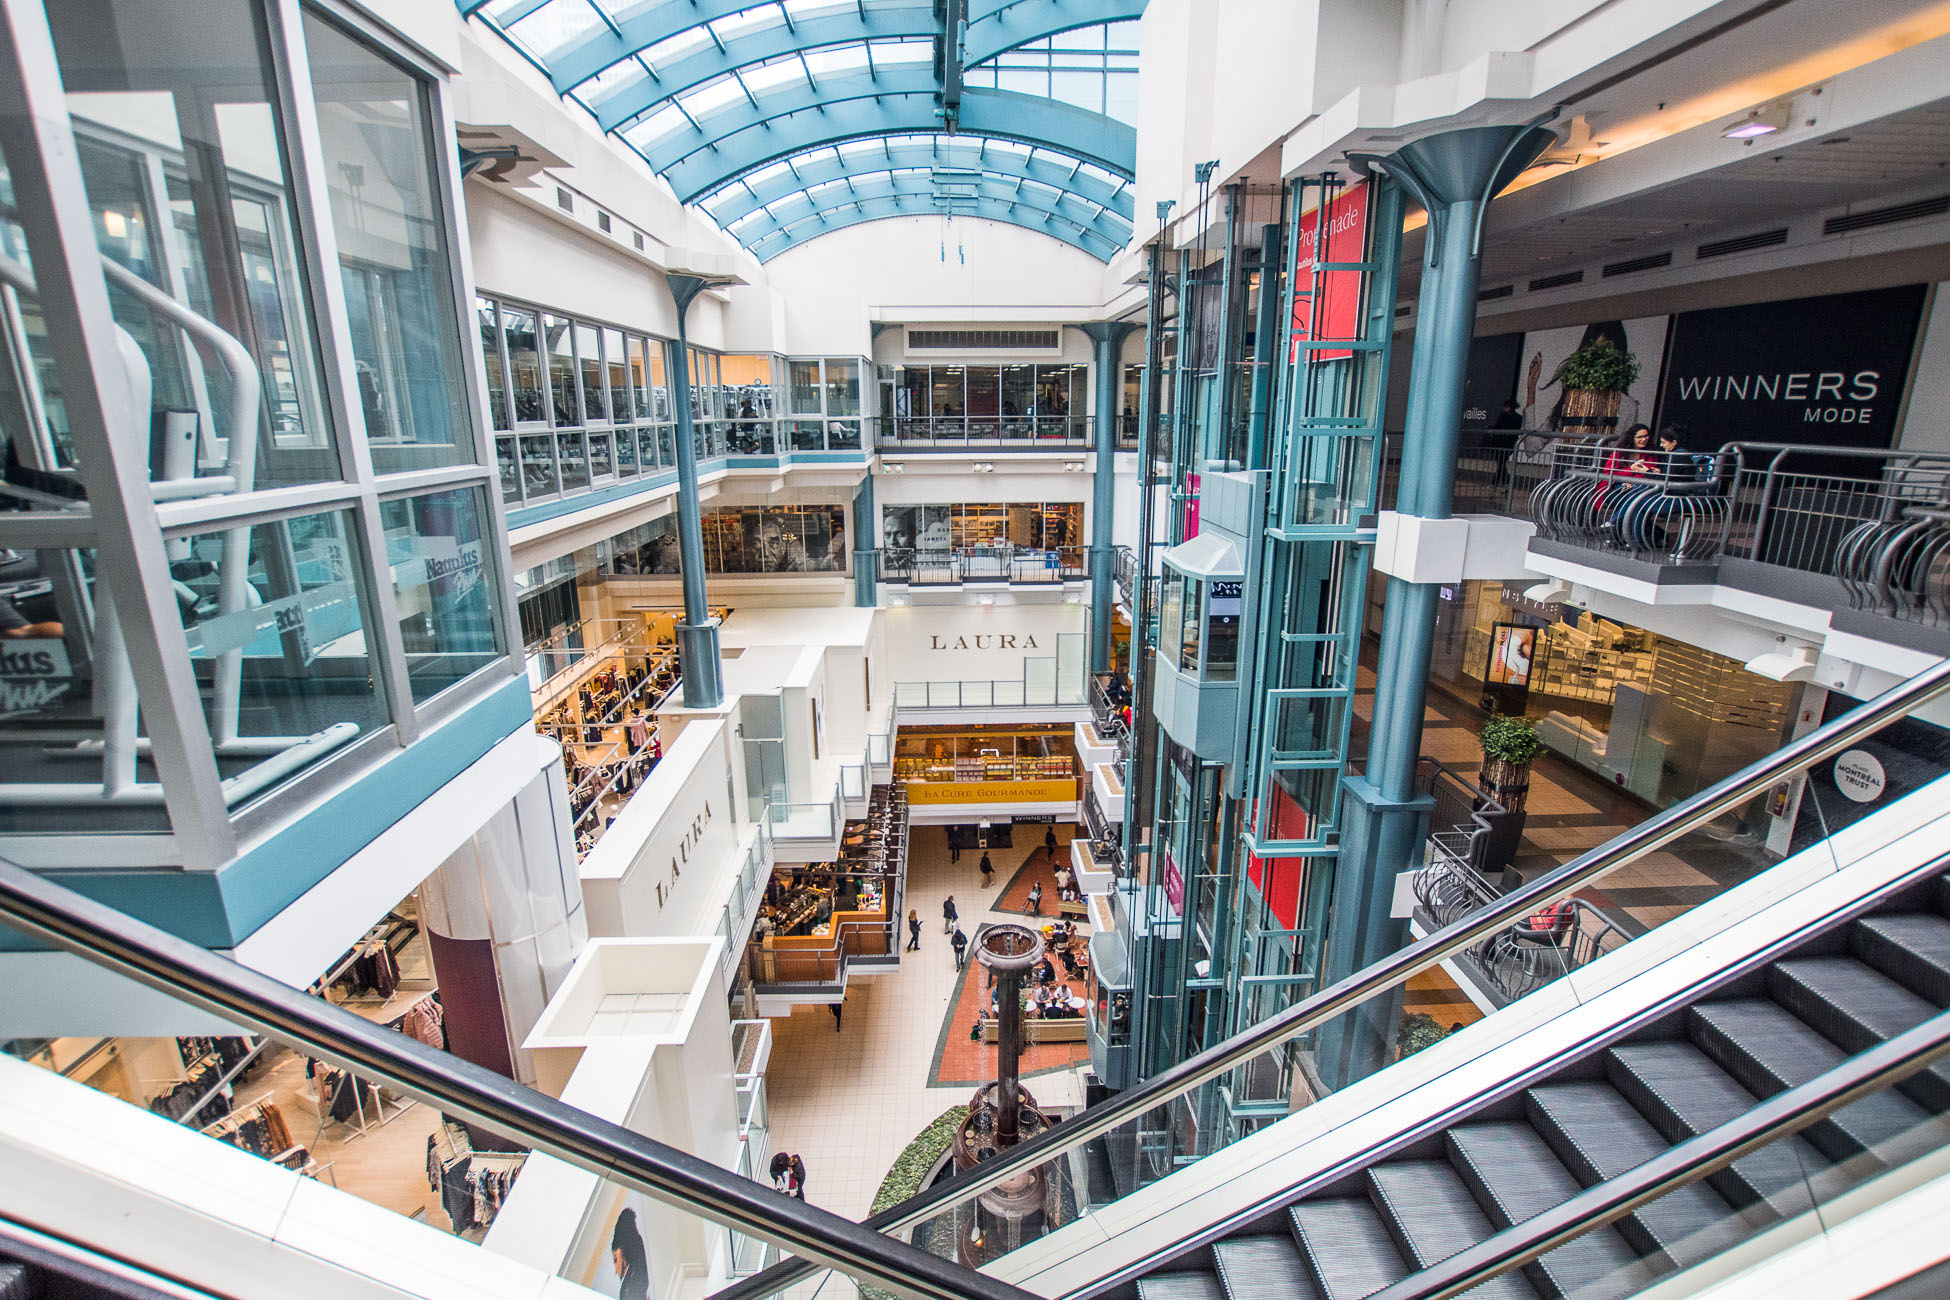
[644,79,1136,203]
[964,0,1147,66]
[730,171,1132,248]
[741,193,1121,263]
[705,137,1132,225]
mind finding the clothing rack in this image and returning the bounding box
[305,1061,412,1143]
[200,1092,293,1159]
[428,1120,527,1235]
[174,1035,269,1126]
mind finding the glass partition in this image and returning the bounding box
[381,487,505,703]
[307,11,474,475]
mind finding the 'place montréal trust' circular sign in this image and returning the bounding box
[1833,749,1887,804]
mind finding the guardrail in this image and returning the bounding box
[871,415,1094,450]
[878,545,1088,585]
[1412,852,1627,1004]
[1088,671,1132,739]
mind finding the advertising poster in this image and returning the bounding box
[1655,284,1927,452]
[1460,332,1526,431]
[1485,623,1536,687]
[1517,316,1669,434]
[1290,182,1368,364]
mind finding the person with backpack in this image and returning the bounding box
[943,895,958,934]
[979,851,993,886]
[952,927,968,971]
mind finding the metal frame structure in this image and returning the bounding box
[456,0,1147,260]
[0,0,522,883]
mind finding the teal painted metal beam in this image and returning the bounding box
[965,0,1147,66]
[731,171,1130,249]
[1081,320,1137,672]
[743,192,1122,262]
[583,13,933,116]
[704,137,1133,225]
[852,474,878,608]
[666,275,732,710]
[645,80,1136,202]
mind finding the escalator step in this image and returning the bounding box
[1446,1122,1653,1299]
[1525,1082,1754,1268]
[1288,1199,1409,1299]
[1769,956,1950,1110]
[1606,1040,1829,1218]
[1688,998,1933,1165]
[1852,913,1950,1007]
[1212,1234,1323,1300]
[1365,1162,1539,1298]
[1137,1272,1226,1300]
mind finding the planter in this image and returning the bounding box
[1559,387,1624,434]
[1479,757,1533,813]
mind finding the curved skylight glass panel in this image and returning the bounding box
[457,0,1150,257]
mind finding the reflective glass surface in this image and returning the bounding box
[381,488,505,703]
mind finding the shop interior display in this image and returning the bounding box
[893,726,1079,785]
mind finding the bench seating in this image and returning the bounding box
[981,1015,1087,1044]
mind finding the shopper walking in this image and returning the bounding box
[950,831,961,865]
[789,1154,808,1202]
[1044,827,1058,860]
[952,927,968,971]
[906,909,922,951]
[943,895,958,934]
[829,999,844,1031]
[979,851,993,886]
[1027,882,1044,917]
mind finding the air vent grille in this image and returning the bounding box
[907,329,1062,351]
[1602,251,1673,277]
[1394,304,1411,318]
[1823,196,1950,236]
[1528,269,1584,291]
[1477,284,1515,302]
[1697,227,1788,258]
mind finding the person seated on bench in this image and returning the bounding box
[1511,900,1572,944]
[1033,955,1056,985]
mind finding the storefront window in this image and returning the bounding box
[588,430,613,479]
[477,299,509,431]
[576,323,606,424]
[53,0,340,490]
[520,433,558,499]
[544,314,577,426]
[700,505,847,573]
[931,367,964,418]
[789,360,822,414]
[380,488,505,703]
[305,13,473,474]
[495,438,519,503]
[880,503,1083,553]
[557,430,588,493]
[616,425,637,476]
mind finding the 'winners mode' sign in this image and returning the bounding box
[1656,284,1927,450]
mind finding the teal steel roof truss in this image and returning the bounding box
[457,0,1147,258]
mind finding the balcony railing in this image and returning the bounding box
[878,544,1087,585]
[1412,850,1628,1004]
[1089,670,1132,740]
[1113,544,1138,606]
[871,415,1094,450]
[1476,435,1950,630]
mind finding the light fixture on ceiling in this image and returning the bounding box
[883,462,905,474]
[1064,460,1086,473]
[979,594,995,606]
[1722,103,1789,140]
[1745,638,1818,683]
[972,461,995,473]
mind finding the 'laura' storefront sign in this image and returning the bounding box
[1657,284,1927,449]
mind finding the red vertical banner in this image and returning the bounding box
[1245,781,1312,930]
[1290,182,1369,365]
[1184,471,1200,539]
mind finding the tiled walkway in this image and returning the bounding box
[1357,665,1774,934]
[762,825,1088,1223]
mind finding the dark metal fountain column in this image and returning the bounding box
[953,924,1054,1266]
[665,273,730,709]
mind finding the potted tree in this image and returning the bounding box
[1478,712,1543,880]
[1551,337,1640,434]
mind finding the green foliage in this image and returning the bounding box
[1553,338,1641,394]
[869,1107,965,1215]
[1397,1012,1451,1058]
[1480,711,1544,766]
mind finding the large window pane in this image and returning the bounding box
[173,509,387,786]
[615,424,638,476]
[576,322,606,423]
[789,360,821,414]
[305,12,472,472]
[381,488,506,703]
[557,430,589,492]
[931,367,964,418]
[603,326,629,421]
[520,432,558,498]
[544,314,577,426]
[504,308,545,423]
[495,436,520,502]
[477,298,509,430]
[646,341,670,421]
[824,358,860,416]
[52,0,340,491]
[588,430,613,479]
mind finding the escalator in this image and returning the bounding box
[1126,866,1950,1300]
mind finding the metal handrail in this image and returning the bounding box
[1366,1002,1950,1300]
[716,655,1950,1300]
[0,862,1035,1300]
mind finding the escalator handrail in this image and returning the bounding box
[715,655,1950,1300]
[1365,1004,1950,1300]
[0,861,1036,1300]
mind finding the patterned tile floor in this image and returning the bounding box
[762,825,1089,1225]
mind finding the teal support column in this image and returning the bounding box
[1081,320,1137,672]
[852,472,878,607]
[1318,123,1556,1091]
[666,273,731,709]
